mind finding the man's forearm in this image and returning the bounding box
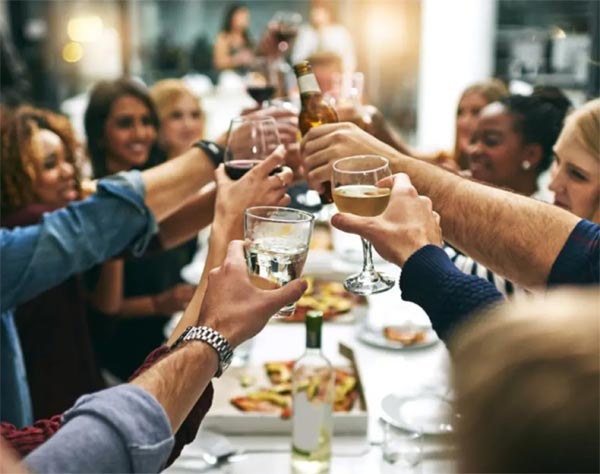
[143,148,215,221]
[130,343,218,432]
[390,153,580,288]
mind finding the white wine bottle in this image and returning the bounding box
[291,310,334,474]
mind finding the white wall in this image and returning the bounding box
[417,0,497,152]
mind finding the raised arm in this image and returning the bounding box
[302,123,581,288]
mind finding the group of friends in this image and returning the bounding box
[0,57,598,473]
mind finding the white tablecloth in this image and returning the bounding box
[166,250,456,474]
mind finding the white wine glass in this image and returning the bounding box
[332,155,394,295]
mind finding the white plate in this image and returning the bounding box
[381,393,455,435]
[357,325,438,350]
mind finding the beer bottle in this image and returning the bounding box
[294,61,339,204]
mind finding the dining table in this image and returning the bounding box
[165,227,457,474]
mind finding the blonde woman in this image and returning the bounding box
[549,98,600,223]
[150,79,205,159]
[451,288,599,473]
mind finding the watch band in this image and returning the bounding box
[193,140,224,168]
[171,326,233,377]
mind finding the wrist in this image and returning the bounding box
[212,216,243,241]
[177,339,220,375]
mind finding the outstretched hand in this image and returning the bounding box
[331,173,443,267]
[301,122,400,194]
[214,145,293,236]
[197,240,308,347]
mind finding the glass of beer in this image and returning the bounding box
[224,116,281,180]
[332,155,394,295]
[244,206,315,317]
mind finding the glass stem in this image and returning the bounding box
[361,238,376,274]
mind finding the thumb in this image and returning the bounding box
[261,279,308,316]
[331,213,372,240]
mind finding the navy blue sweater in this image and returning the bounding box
[400,220,600,342]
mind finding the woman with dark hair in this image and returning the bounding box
[84,78,198,381]
[1,106,105,418]
[467,93,569,201]
[445,92,572,296]
[213,2,254,73]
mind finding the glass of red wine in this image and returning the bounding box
[224,116,281,180]
[245,57,277,109]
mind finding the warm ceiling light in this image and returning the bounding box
[62,42,84,63]
[551,26,567,39]
[67,16,103,42]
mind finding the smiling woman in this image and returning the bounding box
[549,98,600,223]
[83,78,199,381]
[0,105,106,419]
[1,106,81,214]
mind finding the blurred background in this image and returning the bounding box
[1,0,598,152]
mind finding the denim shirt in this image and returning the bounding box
[1,171,158,427]
[24,385,174,473]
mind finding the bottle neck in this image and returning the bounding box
[297,72,321,95]
[306,325,322,350]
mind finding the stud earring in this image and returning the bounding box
[522,160,531,170]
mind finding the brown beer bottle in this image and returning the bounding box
[294,61,339,204]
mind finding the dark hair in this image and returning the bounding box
[84,78,161,178]
[500,94,567,172]
[221,2,252,47]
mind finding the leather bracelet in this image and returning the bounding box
[193,140,224,168]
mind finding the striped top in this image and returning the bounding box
[443,243,528,298]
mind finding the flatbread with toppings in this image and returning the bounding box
[285,277,366,322]
[230,360,358,418]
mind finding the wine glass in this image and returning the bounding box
[331,155,394,295]
[244,206,315,317]
[224,116,281,180]
[271,11,302,54]
[245,57,277,108]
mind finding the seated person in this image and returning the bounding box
[11,237,307,473]
[445,93,576,296]
[1,120,291,440]
[301,104,599,291]
[213,3,255,74]
[451,288,599,473]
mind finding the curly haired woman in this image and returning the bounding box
[1,105,105,419]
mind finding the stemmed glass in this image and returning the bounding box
[244,207,315,317]
[271,11,302,54]
[331,155,394,295]
[245,57,277,108]
[224,116,281,180]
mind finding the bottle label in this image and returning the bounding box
[298,74,321,94]
[292,392,332,452]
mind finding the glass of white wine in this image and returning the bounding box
[244,206,315,317]
[332,155,394,295]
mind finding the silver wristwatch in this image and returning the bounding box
[171,326,233,377]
